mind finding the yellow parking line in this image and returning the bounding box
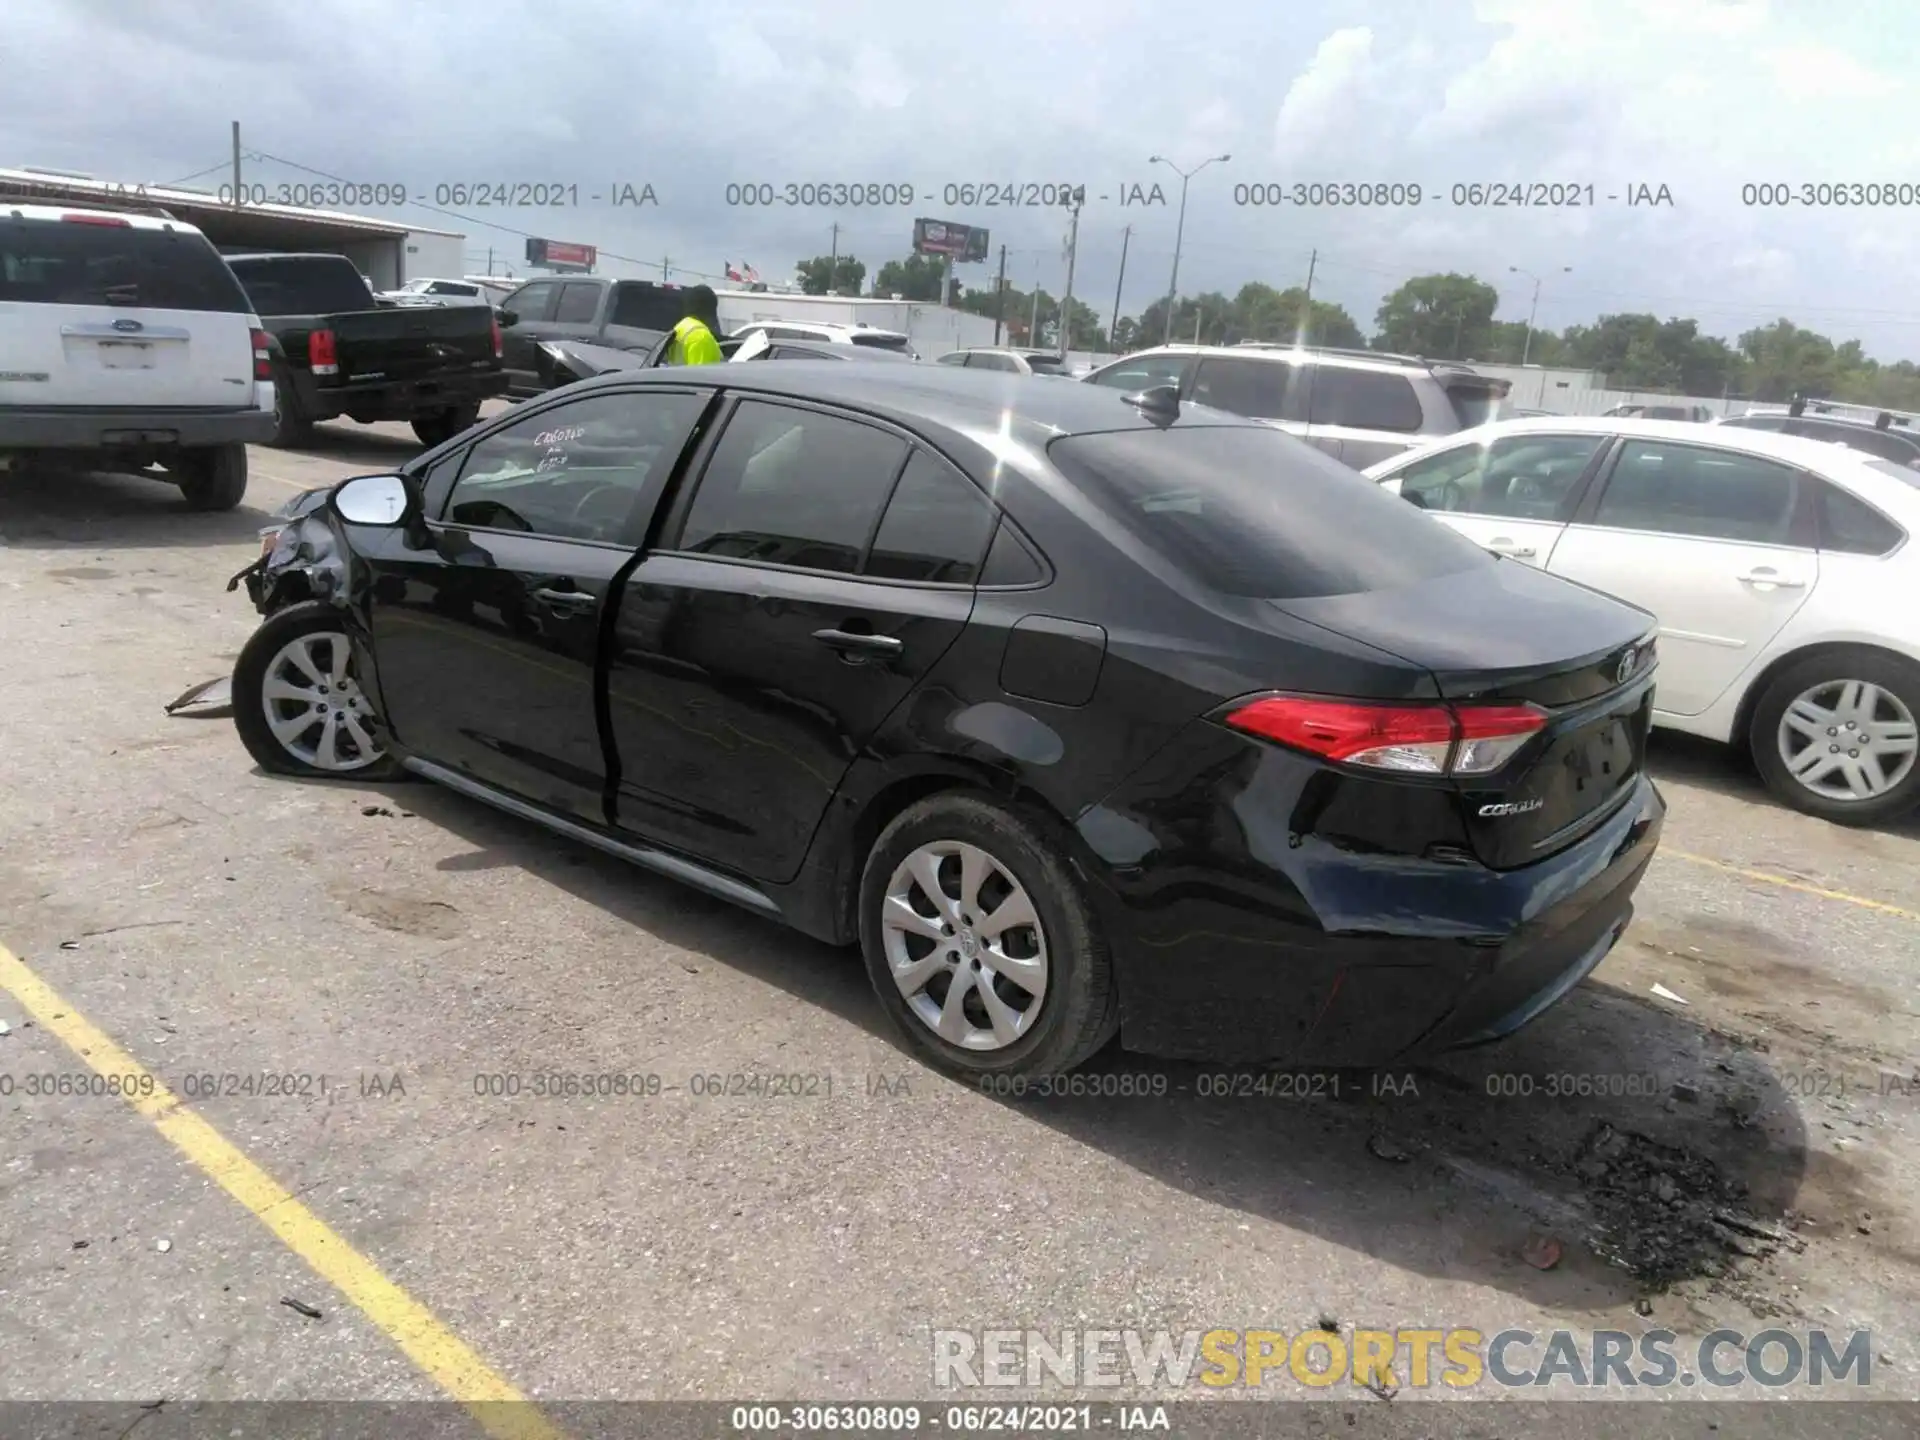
[1664,849,1920,922]
[0,944,566,1440]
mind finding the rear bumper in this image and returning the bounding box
[1076,740,1666,1067]
[298,367,507,421]
[0,405,276,450]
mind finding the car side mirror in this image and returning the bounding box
[333,472,416,527]
[497,310,519,328]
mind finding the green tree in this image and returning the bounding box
[793,254,865,296]
[872,253,957,302]
[1225,283,1365,348]
[1736,319,1840,402]
[1374,274,1499,358]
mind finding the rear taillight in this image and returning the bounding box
[308,328,339,376]
[251,328,272,381]
[490,315,503,359]
[1224,697,1547,777]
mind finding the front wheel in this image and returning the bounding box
[857,793,1118,1081]
[1750,648,1920,825]
[412,404,481,448]
[232,601,398,780]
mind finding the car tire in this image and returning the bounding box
[857,792,1119,1082]
[269,371,314,448]
[232,601,399,781]
[1749,647,1920,825]
[412,404,480,448]
[172,444,249,511]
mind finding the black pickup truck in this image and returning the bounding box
[493,275,687,396]
[225,253,509,447]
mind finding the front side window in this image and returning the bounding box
[1307,367,1425,433]
[1397,434,1604,518]
[1590,441,1800,544]
[502,282,556,320]
[672,401,909,574]
[936,351,968,366]
[553,284,601,324]
[443,389,708,542]
[1086,352,1191,391]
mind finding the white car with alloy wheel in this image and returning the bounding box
[1365,416,1920,824]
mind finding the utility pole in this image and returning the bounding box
[1057,191,1083,359]
[1029,262,1041,346]
[942,252,954,308]
[1109,225,1131,355]
[1149,152,1230,344]
[662,257,670,282]
[1299,248,1317,343]
[1510,264,1570,366]
[993,244,1008,345]
[1193,305,1202,345]
[230,120,242,206]
[828,223,840,295]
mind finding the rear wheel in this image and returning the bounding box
[268,371,314,448]
[233,601,397,780]
[858,793,1118,1081]
[412,404,481,448]
[1750,648,1920,824]
[171,444,249,511]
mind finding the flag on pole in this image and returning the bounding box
[725,261,744,281]
[742,262,760,284]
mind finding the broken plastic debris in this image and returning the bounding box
[1650,983,1690,1006]
[1522,1235,1563,1270]
[0,1019,10,1037]
[1366,1134,1412,1163]
[164,676,233,718]
[155,1239,172,1253]
[280,1296,323,1320]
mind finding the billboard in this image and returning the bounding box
[525,237,597,272]
[913,218,989,263]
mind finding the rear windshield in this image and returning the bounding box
[227,256,372,315]
[0,217,252,312]
[1446,384,1510,428]
[1024,353,1069,374]
[850,332,911,352]
[1048,425,1492,598]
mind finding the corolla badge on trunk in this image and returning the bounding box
[1479,798,1545,817]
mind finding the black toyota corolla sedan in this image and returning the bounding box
[230,363,1664,1081]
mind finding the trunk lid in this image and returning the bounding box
[1273,558,1657,869]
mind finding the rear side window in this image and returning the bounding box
[1047,426,1491,599]
[227,257,371,314]
[1816,482,1905,556]
[937,352,968,366]
[609,283,683,330]
[1190,357,1299,421]
[1307,368,1424,433]
[0,218,251,312]
[674,401,908,573]
[554,283,601,323]
[1590,441,1800,544]
[865,451,998,583]
[1088,352,1190,391]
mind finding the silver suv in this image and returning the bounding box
[1081,344,1508,469]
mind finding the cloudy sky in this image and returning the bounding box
[9,0,1919,356]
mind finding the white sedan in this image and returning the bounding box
[1364,416,1920,824]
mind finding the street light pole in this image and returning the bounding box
[1150,152,1230,345]
[1509,264,1571,366]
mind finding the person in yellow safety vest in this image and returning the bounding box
[667,285,725,365]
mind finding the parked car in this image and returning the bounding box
[1366,416,1920,823]
[535,333,917,386]
[1081,344,1511,469]
[228,366,1663,1081]
[1719,408,1920,468]
[1602,402,1713,422]
[225,253,507,448]
[728,319,918,359]
[0,203,273,510]
[936,347,1075,377]
[379,277,494,307]
[493,276,689,396]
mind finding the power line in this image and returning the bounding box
[157,159,234,187]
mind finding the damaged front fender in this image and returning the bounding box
[225,484,350,616]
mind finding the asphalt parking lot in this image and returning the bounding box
[1,417,1917,1425]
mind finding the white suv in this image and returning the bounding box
[726,319,918,359]
[0,203,275,510]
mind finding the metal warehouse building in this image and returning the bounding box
[0,167,466,287]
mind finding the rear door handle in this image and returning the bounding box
[1487,537,1537,558]
[533,586,597,611]
[1737,569,1806,589]
[813,627,903,659]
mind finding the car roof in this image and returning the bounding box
[1729,409,1920,437]
[569,359,1252,445]
[1104,344,1431,376]
[3,201,206,234]
[1399,414,1908,472]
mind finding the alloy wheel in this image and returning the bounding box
[260,631,386,772]
[880,840,1049,1051]
[1776,678,1919,803]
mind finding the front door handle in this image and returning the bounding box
[1487,537,1537,558]
[813,627,903,659]
[533,586,597,612]
[1737,569,1806,589]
